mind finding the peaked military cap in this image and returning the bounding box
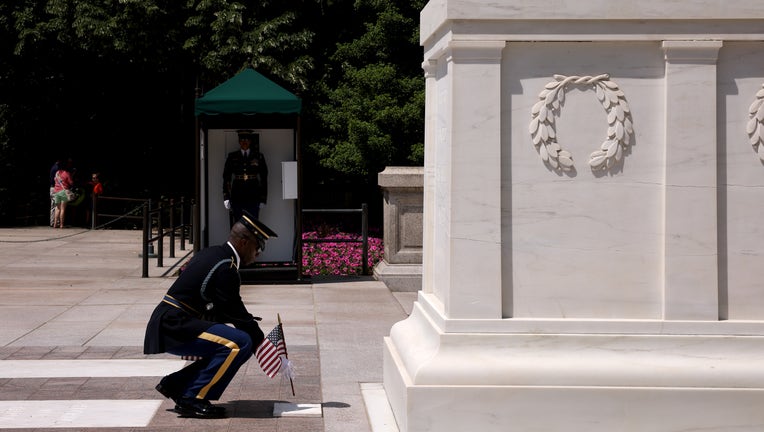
[239,211,277,242]
[237,129,256,140]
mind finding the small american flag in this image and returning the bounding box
[255,324,286,378]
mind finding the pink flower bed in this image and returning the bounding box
[301,231,384,276]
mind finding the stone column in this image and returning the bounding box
[374,166,424,292]
[662,41,722,320]
[434,40,505,318]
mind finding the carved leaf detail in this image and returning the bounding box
[549,156,559,169]
[747,83,764,160]
[750,130,760,146]
[603,140,619,158]
[624,118,634,134]
[545,90,556,105]
[529,117,540,134]
[595,86,605,101]
[615,104,625,121]
[615,122,624,140]
[532,100,545,115]
[538,105,547,122]
[746,117,758,135]
[539,143,549,161]
[749,98,763,114]
[589,152,607,168]
[530,74,633,172]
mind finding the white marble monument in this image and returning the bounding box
[383,1,764,430]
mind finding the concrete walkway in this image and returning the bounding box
[0,227,413,431]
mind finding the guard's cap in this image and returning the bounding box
[239,211,277,242]
[237,129,256,140]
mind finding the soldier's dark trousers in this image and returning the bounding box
[167,323,254,400]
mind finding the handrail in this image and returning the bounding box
[90,195,147,229]
[138,197,195,278]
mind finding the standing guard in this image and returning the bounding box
[223,130,268,224]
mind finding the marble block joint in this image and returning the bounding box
[382,1,764,431]
[374,166,423,292]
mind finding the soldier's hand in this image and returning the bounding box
[224,200,231,210]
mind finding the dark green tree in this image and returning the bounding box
[309,0,426,179]
[0,0,316,224]
[0,0,427,226]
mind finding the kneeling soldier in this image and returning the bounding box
[143,211,277,418]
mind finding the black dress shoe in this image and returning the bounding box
[155,376,182,402]
[174,397,226,419]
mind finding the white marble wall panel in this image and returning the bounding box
[718,42,764,320]
[505,42,666,318]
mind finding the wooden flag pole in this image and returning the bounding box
[278,313,295,396]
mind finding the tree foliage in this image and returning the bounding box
[0,0,426,225]
[310,0,426,178]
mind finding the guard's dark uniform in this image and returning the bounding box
[144,242,264,401]
[223,147,268,221]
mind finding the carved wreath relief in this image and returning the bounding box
[747,83,764,161]
[529,74,634,171]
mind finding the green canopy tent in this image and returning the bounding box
[194,68,303,280]
[195,68,302,116]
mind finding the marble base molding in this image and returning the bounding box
[384,295,764,431]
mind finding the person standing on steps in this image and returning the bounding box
[51,159,75,229]
[48,158,61,227]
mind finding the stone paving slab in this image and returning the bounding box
[0,227,415,431]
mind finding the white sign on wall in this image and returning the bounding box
[281,161,298,200]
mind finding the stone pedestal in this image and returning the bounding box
[374,167,423,292]
[383,1,764,431]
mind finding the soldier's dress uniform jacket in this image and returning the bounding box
[143,242,264,402]
[144,242,263,354]
[223,149,268,220]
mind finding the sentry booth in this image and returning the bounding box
[194,68,302,280]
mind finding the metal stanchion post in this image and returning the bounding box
[142,203,149,278]
[362,203,369,275]
[169,199,176,258]
[157,201,164,268]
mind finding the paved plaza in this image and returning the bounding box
[0,227,412,431]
